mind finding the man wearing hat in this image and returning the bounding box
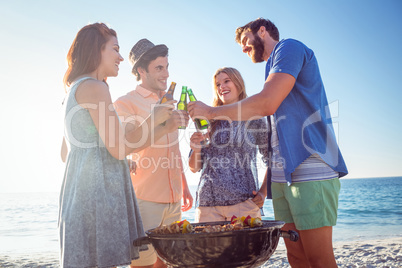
[114,39,193,268]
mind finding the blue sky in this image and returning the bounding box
[0,0,401,193]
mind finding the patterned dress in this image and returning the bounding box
[196,119,269,207]
[59,77,146,268]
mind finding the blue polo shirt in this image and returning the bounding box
[266,39,348,187]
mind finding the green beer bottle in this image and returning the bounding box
[177,86,188,129]
[187,88,210,146]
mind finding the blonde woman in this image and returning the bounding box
[189,67,269,223]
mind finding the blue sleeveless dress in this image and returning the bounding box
[58,77,146,268]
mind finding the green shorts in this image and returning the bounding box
[272,178,341,230]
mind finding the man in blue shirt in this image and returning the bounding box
[188,18,347,267]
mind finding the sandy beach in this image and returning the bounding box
[264,237,402,267]
[0,237,400,267]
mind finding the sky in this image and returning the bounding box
[0,0,401,193]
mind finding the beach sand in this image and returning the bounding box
[0,237,401,267]
[264,237,402,267]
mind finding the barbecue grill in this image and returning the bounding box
[134,220,298,268]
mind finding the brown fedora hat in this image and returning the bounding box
[129,38,167,69]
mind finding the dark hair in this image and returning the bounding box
[235,18,279,43]
[63,23,117,87]
[132,45,169,81]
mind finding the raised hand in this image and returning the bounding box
[151,100,176,126]
[187,101,213,121]
[164,110,189,133]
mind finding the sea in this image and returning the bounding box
[0,177,401,256]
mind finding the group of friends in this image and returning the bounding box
[59,17,348,268]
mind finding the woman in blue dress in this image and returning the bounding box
[188,67,269,223]
[59,23,176,268]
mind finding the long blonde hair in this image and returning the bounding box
[210,67,248,137]
[212,67,247,107]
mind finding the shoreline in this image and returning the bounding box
[1,237,400,267]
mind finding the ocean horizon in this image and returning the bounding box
[0,176,401,256]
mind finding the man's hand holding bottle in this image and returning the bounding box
[187,100,213,122]
[164,110,189,133]
[151,99,176,126]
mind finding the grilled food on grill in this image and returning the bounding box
[231,215,263,228]
[151,215,263,234]
[153,219,194,234]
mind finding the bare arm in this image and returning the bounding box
[188,132,204,173]
[251,169,268,207]
[258,169,268,197]
[75,80,175,160]
[188,72,296,121]
[61,137,67,163]
[174,149,193,212]
[188,150,202,173]
[122,109,188,154]
[180,163,193,212]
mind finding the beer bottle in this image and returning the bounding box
[160,82,177,103]
[187,88,210,146]
[159,82,176,126]
[177,86,188,129]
